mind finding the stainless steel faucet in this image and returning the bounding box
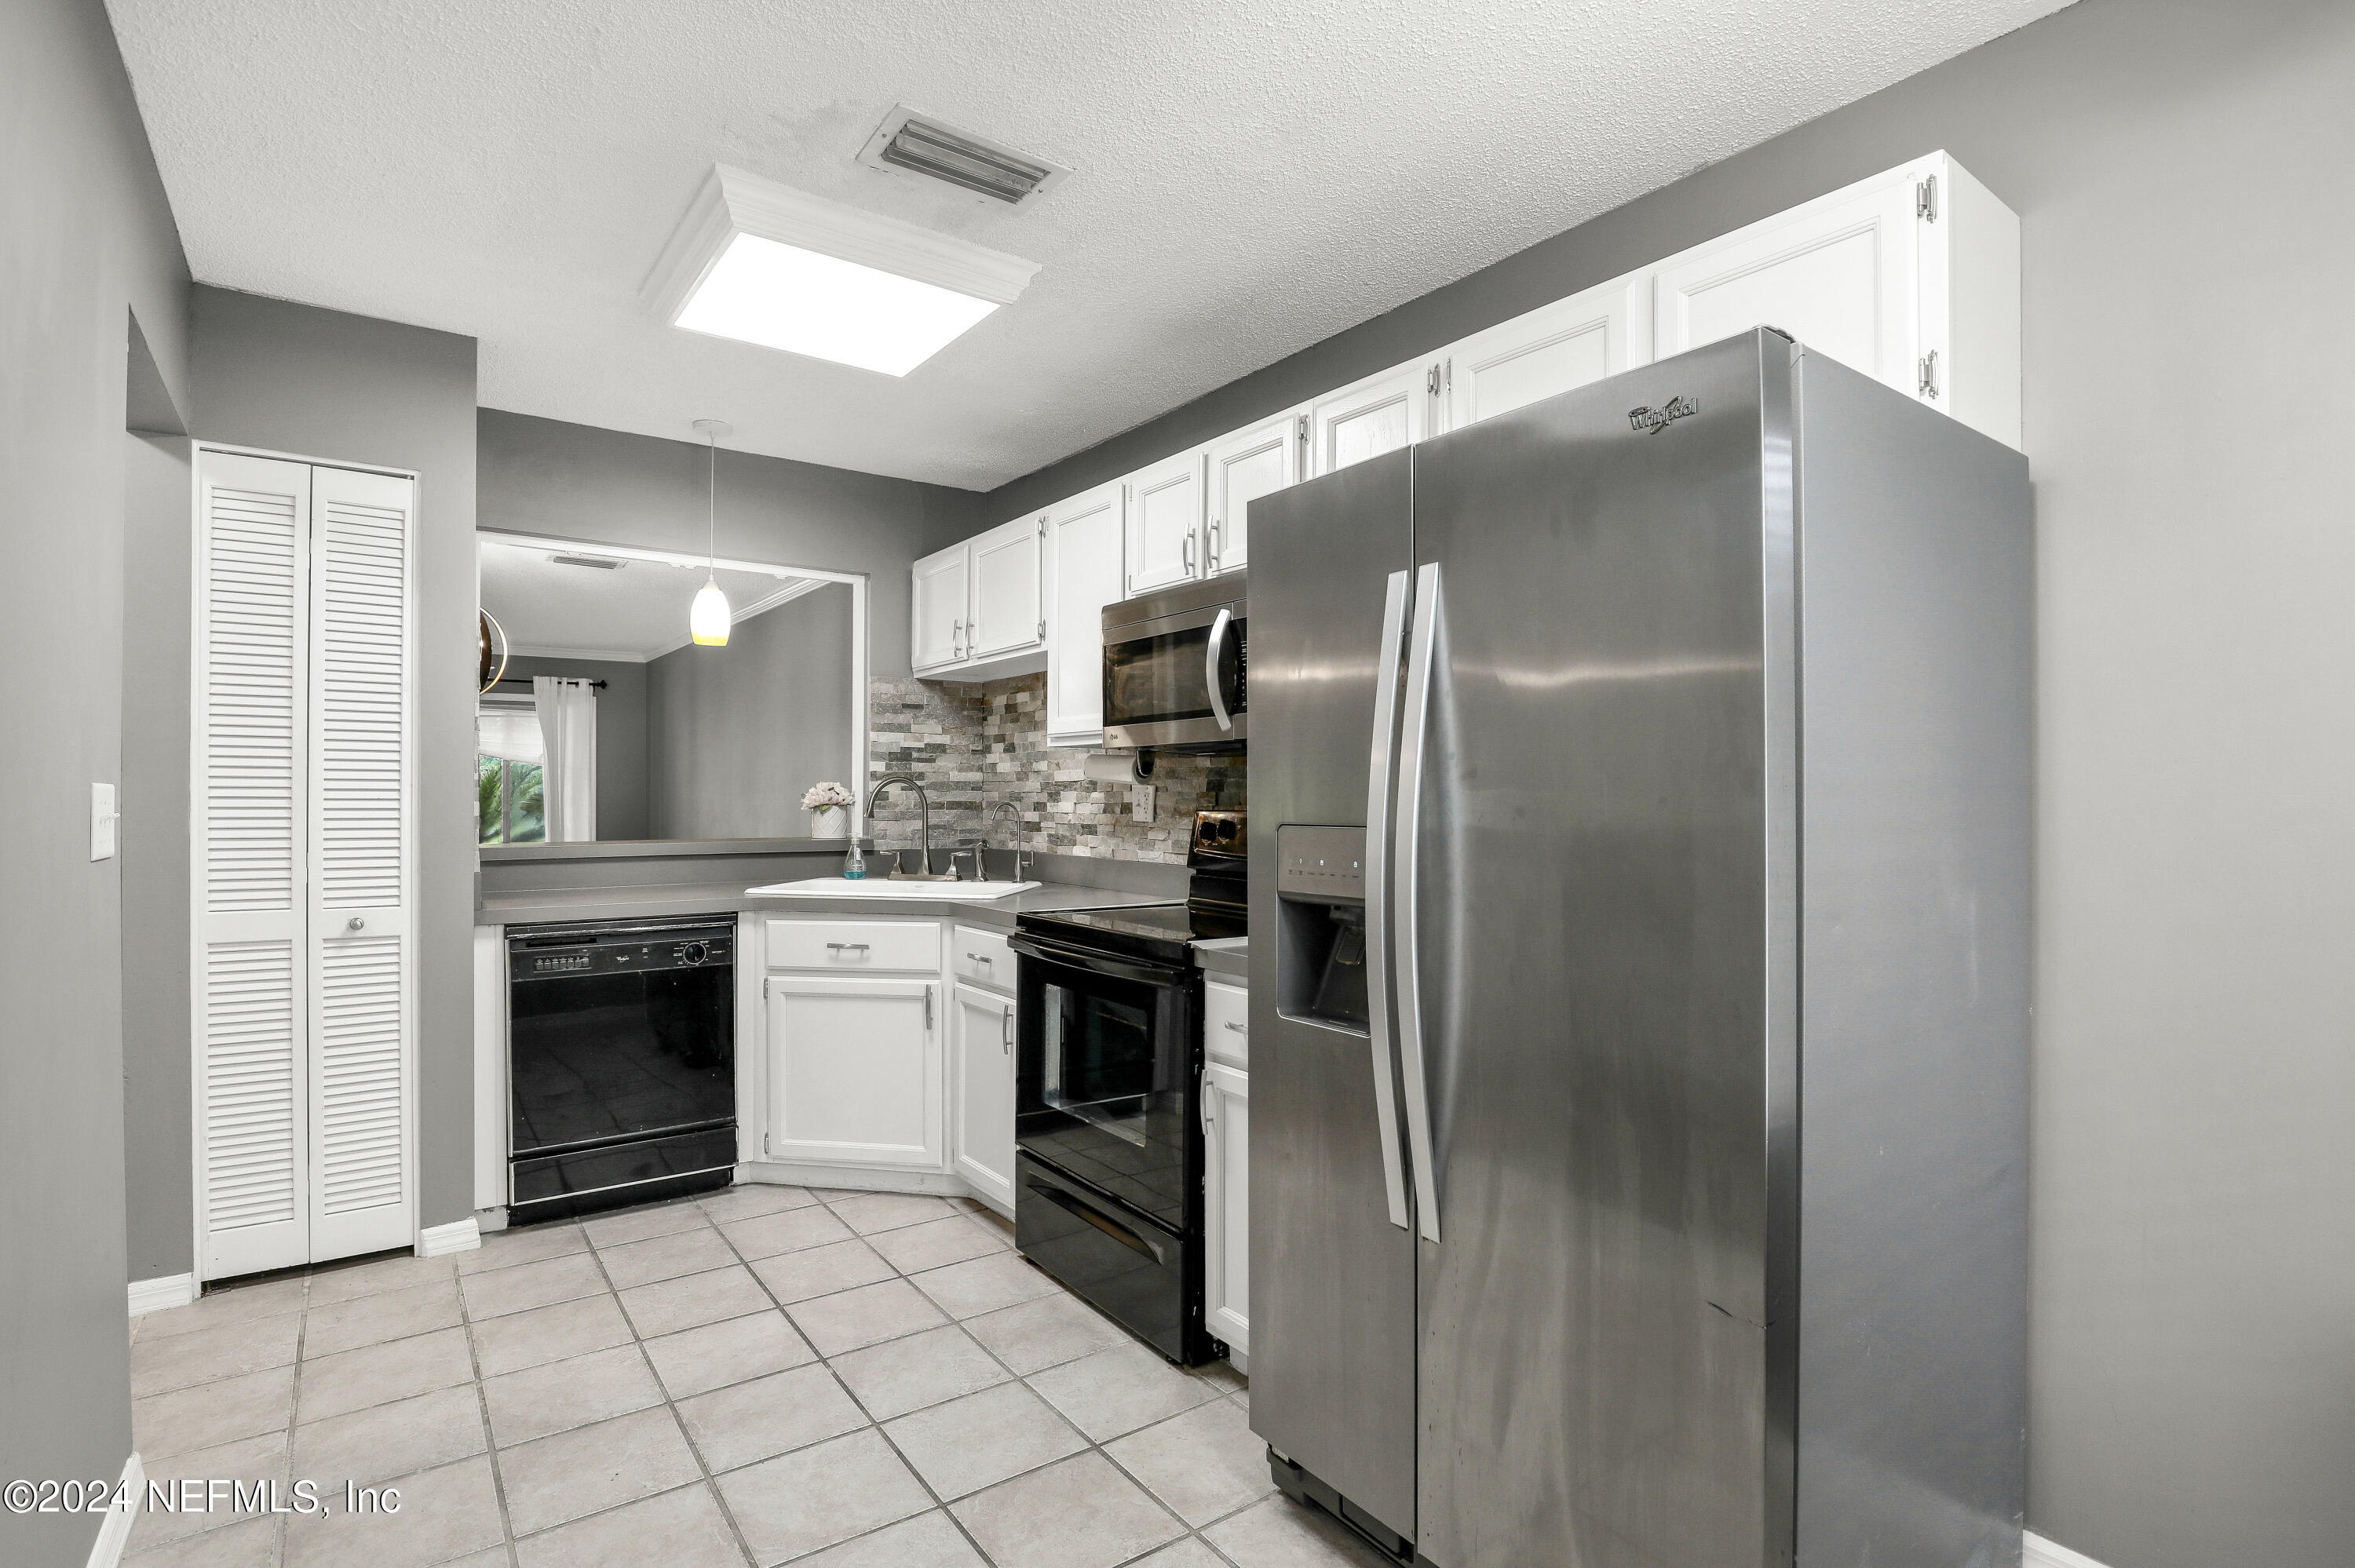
[867,772,940,879]
[984,799,1028,882]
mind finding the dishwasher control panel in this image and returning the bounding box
[508,920,736,980]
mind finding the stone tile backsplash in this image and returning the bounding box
[865,674,1245,866]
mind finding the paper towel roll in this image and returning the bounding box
[1082,751,1145,782]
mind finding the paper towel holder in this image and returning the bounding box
[1083,748,1155,783]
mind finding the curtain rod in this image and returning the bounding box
[491,676,607,690]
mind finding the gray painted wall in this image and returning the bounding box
[478,409,981,681]
[122,433,195,1282]
[186,286,481,1239]
[2,1,192,1561]
[647,583,856,840]
[964,3,2355,1563]
[500,655,652,841]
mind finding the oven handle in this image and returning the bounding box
[1007,932,1190,987]
[1205,607,1235,732]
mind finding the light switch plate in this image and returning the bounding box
[91,782,118,861]
[1131,784,1155,822]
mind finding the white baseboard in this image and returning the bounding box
[126,1274,196,1317]
[414,1217,481,1257]
[84,1450,141,1568]
[736,1161,964,1196]
[475,1206,509,1234]
[2026,1530,2114,1568]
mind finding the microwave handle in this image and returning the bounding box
[1204,607,1235,732]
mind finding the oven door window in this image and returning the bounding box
[1042,976,1154,1145]
[1020,959,1193,1230]
[1106,614,1245,729]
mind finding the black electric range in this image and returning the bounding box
[1006,810,1244,1365]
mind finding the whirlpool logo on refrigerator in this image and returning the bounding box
[1628,395,1700,434]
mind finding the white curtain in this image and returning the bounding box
[533,676,598,842]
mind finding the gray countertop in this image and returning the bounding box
[477,879,1181,932]
[1192,935,1248,979]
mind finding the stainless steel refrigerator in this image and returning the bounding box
[1247,330,2031,1568]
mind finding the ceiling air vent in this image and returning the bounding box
[858,106,1069,209]
[550,552,625,570]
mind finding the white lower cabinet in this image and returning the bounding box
[1203,1056,1251,1363]
[952,982,1017,1212]
[765,976,942,1169]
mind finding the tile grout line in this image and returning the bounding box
[585,1203,762,1568]
[452,1247,528,1568]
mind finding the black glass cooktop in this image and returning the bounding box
[1018,902,1243,965]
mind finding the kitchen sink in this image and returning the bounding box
[746,877,1041,901]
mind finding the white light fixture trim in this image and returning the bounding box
[642,166,1042,377]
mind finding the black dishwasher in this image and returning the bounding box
[507,917,736,1223]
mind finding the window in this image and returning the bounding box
[478,754,546,844]
[477,700,546,844]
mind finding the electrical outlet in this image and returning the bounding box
[1131,784,1155,822]
[90,782,118,861]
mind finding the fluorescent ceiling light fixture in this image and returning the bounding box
[643,165,1041,377]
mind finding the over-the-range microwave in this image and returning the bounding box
[1101,572,1246,753]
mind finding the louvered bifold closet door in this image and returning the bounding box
[305,465,416,1262]
[195,452,313,1278]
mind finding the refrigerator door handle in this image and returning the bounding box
[1396,561,1443,1243]
[1204,607,1235,731]
[1363,569,1412,1231]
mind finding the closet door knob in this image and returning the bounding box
[345,917,367,932]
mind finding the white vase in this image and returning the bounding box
[809,805,847,840]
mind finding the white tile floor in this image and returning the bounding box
[123,1183,1390,1568]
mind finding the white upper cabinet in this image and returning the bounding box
[1651,151,2018,447]
[911,547,969,673]
[1043,482,1124,745]
[1126,450,1207,596]
[1443,272,1649,433]
[1309,361,1434,476]
[1204,410,1300,576]
[967,515,1044,659]
[911,515,1049,681]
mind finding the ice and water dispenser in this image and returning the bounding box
[1275,825,1371,1032]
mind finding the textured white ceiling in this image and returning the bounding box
[480,540,813,660]
[108,0,2066,490]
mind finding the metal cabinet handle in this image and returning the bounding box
[345,916,367,932]
[1207,519,1221,573]
[1364,570,1412,1231]
[1000,1004,1011,1055]
[826,942,870,954]
[1222,1020,1247,1034]
[1397,562,1443,1243]
[966,952,992,967]
[952,618,964,659]
[1182,531,1195,575]
[1200,1078,1219,1136]
[1204,607,1234,733]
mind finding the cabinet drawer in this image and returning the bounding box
[953,924,1015,995]
[766,918,940,973]
[1205,979,1249,1068]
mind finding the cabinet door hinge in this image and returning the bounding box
[1915,174,1938,222]
[1426,364,1442,397]
[1038,618,1046,640]
[1917,349,1941,400]
[762,976,770,998]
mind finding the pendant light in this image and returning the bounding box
[689,418,732,646]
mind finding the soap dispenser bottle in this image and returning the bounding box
[842,838,867,881]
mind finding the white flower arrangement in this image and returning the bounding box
[801,782,855,811]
